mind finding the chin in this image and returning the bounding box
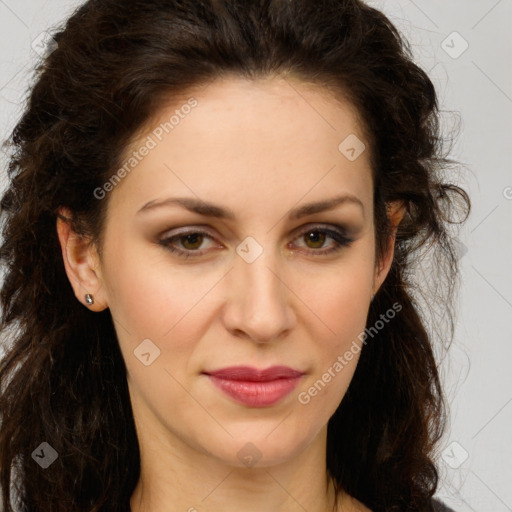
[202,426,315,469]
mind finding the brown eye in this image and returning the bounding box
[303,230,327,249]
[180,233,205,250]
[291,225,354,256]
[159,229,217,258]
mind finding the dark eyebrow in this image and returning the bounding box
[137,197,236,219]
[136,194,364,220]
[289,194,364,220]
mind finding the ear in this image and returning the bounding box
[56,207,109,311]
[372,200,406,297]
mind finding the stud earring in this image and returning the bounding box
[85,294,94,306]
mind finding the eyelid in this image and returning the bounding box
[292,222,350,237]
[159,225,216,239]
[159,222,352,239]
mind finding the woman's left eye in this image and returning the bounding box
[291,226,354,255]
[158,225,354,259]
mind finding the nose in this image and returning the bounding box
[221,241,296,344]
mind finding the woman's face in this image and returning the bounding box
[68,76,398,467]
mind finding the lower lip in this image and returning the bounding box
[206,375,302,407]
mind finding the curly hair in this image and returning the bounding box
[0,0,470,511]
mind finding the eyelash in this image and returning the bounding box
[158,224,354,259]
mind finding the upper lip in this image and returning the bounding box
[203,365,304,381]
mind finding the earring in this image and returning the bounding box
[85,293,94,306]
[371,292,375,302]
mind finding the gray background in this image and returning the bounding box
[0,1,511,510]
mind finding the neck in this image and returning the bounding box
[129,424,342,512]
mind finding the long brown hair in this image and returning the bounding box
[0,1,470,510]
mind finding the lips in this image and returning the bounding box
[205,365,303,381]
[203,365,304,407]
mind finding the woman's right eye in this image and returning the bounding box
[158,230,217,259]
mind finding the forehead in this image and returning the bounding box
[108,75,373,219]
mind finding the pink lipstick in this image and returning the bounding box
[203,365,304,407]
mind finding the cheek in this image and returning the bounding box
[104,250,210,409]
[295,259,373,344]
[293,254,373,407]
[102,239,209,340]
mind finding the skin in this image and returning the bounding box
[57,75,405,512]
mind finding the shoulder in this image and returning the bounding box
[344,495,372,512]
[431,497,457,512]
[345,496,456,512]
[340,495,455,512]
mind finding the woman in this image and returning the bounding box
[0,1,470,511]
